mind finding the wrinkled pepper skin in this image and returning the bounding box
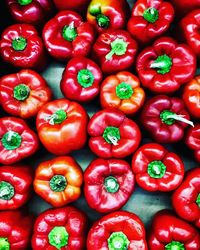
[186,124,200,163]
[0,117,39,165]
[132,143,184,192]
[34,156,83,207]
[88,108,141,158]
[0,165,33,210]
[127,0,174,44]
[172,168,200,228]
[140,95,192,144]
[52,0,90,12]
[36,99,88,155]
[84,158,135,213]
[0,24,46,70]
[148,210,200,250]
[87,211,148,250]
[60,57,102,102]
[100,71,145,115]
[43,11,95,62]
[170,0,200,18]
[93,30,138,74]
[136,37,196,94]
[0,69,52,119]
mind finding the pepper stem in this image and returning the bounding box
[165,241,185,250]
[143,7,159,23]
[45,109,67,125]
[96,14,110,28]
[1,131,22,150]
[50,175,67,192]
[148,161,166,178]
[17,0,32,5]
[116,82,134,99]
[104,176,119,193]
[196,194,200,207]
[108,232,130,250]
[48,227,69,249]
[89,4,101,16]
[106,39,128,61]
[0,238,10,250]
[62,22,77,42]
[12,37,27,51]
[77,69,94,88]
[0,181,15,200]
[150,54,172,74]
[103,126,120,145]
[13,84,30,101]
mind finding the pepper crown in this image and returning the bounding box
[48,226,69,249]
[107,232,130,250]
[50,175,67,192]
[104,176,120,193]
[196,193,200,207]
[1,131,22,150]
[165,241,185,250]
[116,82,134,99]
[143,7,159,23]
[150,54,172,74]
[103,126,120,145]
[12,37,27,51]
[148,161,166,178]
[13,84,30,101]
[0,238,10,250]
[0,181,14,200]
[106,38,128,60]
[96,14,110,28]
[62,22,77,42]
[77,69,94,88]
[46,109,67,125]
[17,0,32,5]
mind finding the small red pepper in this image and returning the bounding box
[60,56,102,102]
[52,0,90,12]
[172,168,200,229]
[0,117,39,165]
[132,143,184,192]
[0,69,52,119]
[84,158,135,213]
[43,11,95,62]
[136,37,196,94]
[88,108,141,158]
[169,0,200,18]
[93,30,138,74]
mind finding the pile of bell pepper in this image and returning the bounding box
[0,0,200,249]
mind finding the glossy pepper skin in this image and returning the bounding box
[140,95,193,144]
[60,57,102,102]
[36,99,88,155]
[93,30,138,74]
[87,211,148,250]
[0,69,52,119]
[84,158,135,213]
[132,143,184,192]
[52,0,90,12]
[148,210,200,250]
[0,117,39,165]
[32,206,87,250]
[170,0,200,18]
[136,37,196,94]
[43,11,95,62]
[34,156,83,207]
[100,71,145,115]
[0,24,46,70]
[88,108,141,158]
[172,168,200,228]
[0,165,33,210]
[127,0,174,45]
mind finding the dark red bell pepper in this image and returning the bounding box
[32,206,87,250]
[87,211,148,249]
[43,11,95,62]
[0,24,46,70]
[93,30,138,74]
[132,143,184,192]
[84,158,135,213]
[148,210,200,249]
[127,0,174,44]
[60,57,102,102]
[0,165,33,210]
[88,108,141,158]
[0,69,52,119]
[169,0,200,18]
[172,168,200,228]
[136,37,196,94]
[140,95,193,144]
[0,117,39,165]
[52,0,90,12]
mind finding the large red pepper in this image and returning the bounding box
[88,108,141,158]
[43,11,95,62]
[32,206,87,250]
[52,0,90,12]
[0,117,39,165]
[36,99,88,155]
[127,0,174,45]
[84,158,135,213]
[131,143,184,192]
[60,57,102,102]
[93,30,138,74]
[169,0,200,18]
[172,168,200,229]
[0,69,52,119]
[87,211,147,250]
[148,210,200,250]
[136,37,196,94]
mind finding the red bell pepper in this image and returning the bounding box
[60,56,102,102]
[0,165,33,210]
[0,210,34,250]
[169,0,200,18]
[148,210,200,250]
[140,95,193,144]
[127,0,174,45]
[132,143,184,192]
[84,158,135,213]
[36,98,88,155]
[0,69,52,119]
[0,117,39,165]
[87,211,147,249]
[43,10,95,62]
[93,30,138,74]
[88,108,141,158]
[172,168,200,228]
[0,24,46,70]
[52,0,90,12]
[136,37,196,94]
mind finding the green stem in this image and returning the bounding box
[143,7,159,23]
[17,0,32,5]
[104,176,119,193]
[116,82,133,99]
[165,241,185,250]
[103,126,120,145]
[45,109,67,125]
[50,175,67,192]
[13,84,30,101]
[96,14,110,28]
[105,39,128,61]
[12,37,27,51]
[108,232,130,250]
[48,227,69,250]
[1,131,22,150]
[77,69,94,88]
[62,22,77,42]
[0,238,10,250]
[89,4,101,16]
[0,181,14,200]
[150,54,172,74]
[196,193,200,207]
[148,161,166,178]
